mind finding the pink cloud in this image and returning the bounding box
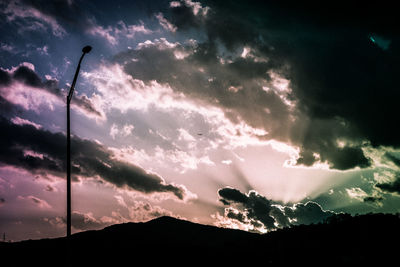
[3,0,66,37]
[155,12,177,33]
[11,116,42,129]
[0,63,105,120]
[87,19,152,45]
[1,82,59,113]
[18,195,52,209]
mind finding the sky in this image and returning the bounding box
[1,0,400,241]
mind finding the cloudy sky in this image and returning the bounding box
[1,0,399,241]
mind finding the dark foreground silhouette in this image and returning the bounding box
[1,213,399,266]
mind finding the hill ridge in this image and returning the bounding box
[1,213,399,266]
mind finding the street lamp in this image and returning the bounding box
[66,45,92,237]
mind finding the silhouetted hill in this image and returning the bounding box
[1,214,399,266]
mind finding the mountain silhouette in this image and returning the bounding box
[1,213,399,266]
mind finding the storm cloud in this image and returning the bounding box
[385,152,400,168]
[376,173,400,195]
[218,187,335,231]
[0,116,188,200]
[111,0,400,170]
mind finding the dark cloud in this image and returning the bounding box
[218,188,276,229]
[0,64,102,118]
[167,0,208,30]
[12,65,43,87]
[114,0,400,170]
[283,202,335,226]
[218,187,335,231]
[0,68,12,86]
[0,95,16,115]
[0,116,187,199]
[376,174,400,195]
[319,146,370,170]
[208,1,398,168]
[363,196,384,204]
[0,197,5,206]
[72,94,103,118]
[225,208,247,224]
[218,187,248,204]
[385,152,400,167]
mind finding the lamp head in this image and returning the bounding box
[82,45,92,54]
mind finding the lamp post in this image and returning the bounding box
[66,45,92,237]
